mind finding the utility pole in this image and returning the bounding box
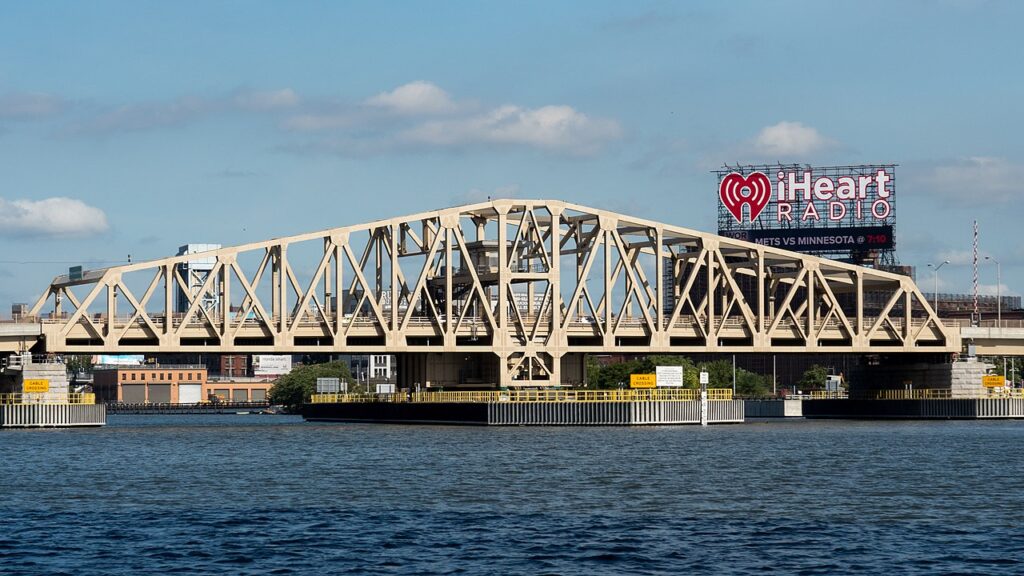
[927,260,949,314]
[985,256,1001,327]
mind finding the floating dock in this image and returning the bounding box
[303,389,744,426]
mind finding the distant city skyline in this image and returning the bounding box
[1,1,1021,312]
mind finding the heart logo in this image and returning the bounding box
[720,172,772,223]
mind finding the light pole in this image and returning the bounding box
[927,260,949,314]
[984,256,1001,327]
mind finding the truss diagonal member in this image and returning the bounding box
[228,261,275,341]
[866,285,905,341]
[451,226,497,329]
[581,285,606,336]
[174,261,224,336]
[529,284,553,343]
[288,242,335,333]
[236,249,272,317]
[711,248,757,336]
[58,276,109,338]
[767,267,808,335]
[399,231,445,331]
[341,243,389,330]
[666,246,708,332]
[813,268,855,340]
[506,284,529,344]
[114,274,162,341]
[561,229,604,331]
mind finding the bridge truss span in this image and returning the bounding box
[30,199,958,387]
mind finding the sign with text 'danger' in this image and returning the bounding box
[656,365,683,387]
[629,374,657,389]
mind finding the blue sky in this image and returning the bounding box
[1,0,1021,311]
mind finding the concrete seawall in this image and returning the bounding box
[744,400,804,418]
[804,398,1024,419]
[305,400,745,426]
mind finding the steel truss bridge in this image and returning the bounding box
[29,199,958,388]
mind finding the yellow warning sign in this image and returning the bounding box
[23,379,50,393]
[982,375,1005,388]
[629,374,657,389]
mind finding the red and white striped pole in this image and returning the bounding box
[973,220,979,327]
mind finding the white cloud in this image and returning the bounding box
[0,197,109,237]
[280,112,354,132]
[65,88,300,136]
[403,105,622,155]
[366,81,457,115]
[233,88,299,111]
[977,283,1019,297]
[0,92,64,119]
[925,157,1023,204]
[753,121,832,156]
[65,96,213,136]
[936,250,976,267]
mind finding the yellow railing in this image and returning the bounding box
[860,389,1024,400]
[310,388,733,404]
[0,392,96,405]
[809,390,848,399]
[866,389,953,400]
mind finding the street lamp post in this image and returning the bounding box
[927,260,950,314]
[985,256,1001,327]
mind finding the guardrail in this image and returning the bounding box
[0,393,96,405]
[310,388,734,404]
[853,388,1024,400]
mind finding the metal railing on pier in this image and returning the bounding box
[310,388,734,404]
[855,388,1024,400]
[0,393,96,405]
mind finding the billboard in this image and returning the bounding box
[721,225,894,251]
[253,355,293,375]
[93,354,145,366]
[717,164,897,256]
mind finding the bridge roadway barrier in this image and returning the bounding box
[1,403,105,428]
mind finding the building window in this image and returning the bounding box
[131,373,136,381]
[167,373,172,380]
[187,373,192,381]
[121,373,126,381]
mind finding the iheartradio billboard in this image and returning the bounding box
[719,168,892,224]
[716,164,897,256]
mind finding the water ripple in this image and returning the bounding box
[2,416,1023,574]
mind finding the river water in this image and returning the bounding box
[2,416,1023,575]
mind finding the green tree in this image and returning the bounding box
[65,355,94,375]
[694,359,770,397]
[268,360,354,412]
[798,364,829,391]
[584,355,701,389]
